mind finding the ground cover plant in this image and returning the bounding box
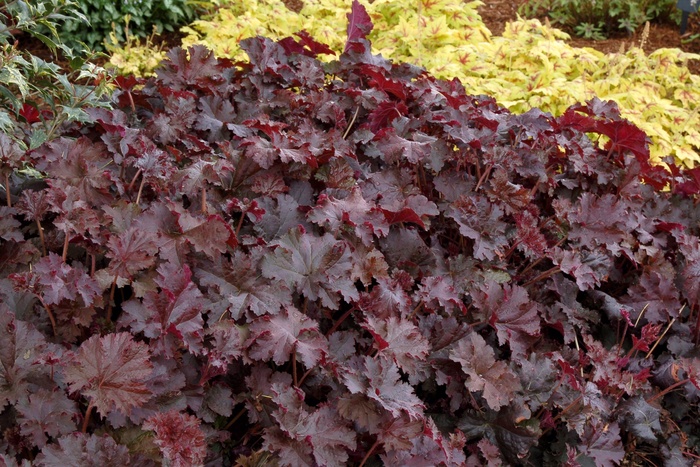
[4,1,700,464]
[122,0,700,167]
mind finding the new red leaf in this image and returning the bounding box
[143,410,207,467]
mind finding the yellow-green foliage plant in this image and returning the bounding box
[178,0,491,63]
[106,17,167,77]
[452,19,700,166]
[124,0,700,167]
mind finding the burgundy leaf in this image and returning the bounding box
[0,207,22,242]
[157,45,223,91]
[196,249,291,320]
[32,253,100,306]
[0,306,51,408]
[362,315,430,380]
[39,137,115,206]
[246,306,327,367]
[105,227,159,285]
[552,246,612,291]
[171,204,237,258]
[514,209,547,259]
[367,101,409,132]
[473,281,541,357]
[64,332,153,416]
[307,187,389,244]
[449,332,521,410]
[17,389,78,448]
[119,262,207,357]
[343,356,425,419]
[35,433,130,467]
[372,413,424,451]
[446,194,508,261]
[344,0,373,52]
[417,275,466,315]
[578,421,625,467]
[261,227,358,309]
[377,130,436,165]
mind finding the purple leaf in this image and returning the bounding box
[344,0,373,52]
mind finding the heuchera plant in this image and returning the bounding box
[2,1,700,464]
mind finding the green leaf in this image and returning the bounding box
[0,84,22,113]
[60,105,89,123]
[0,66,30,99]
[28,129,48,150]
[0,110,14,133]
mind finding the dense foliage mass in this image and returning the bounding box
[3,2,700,464]
[158,0,700,167]
[62,0,201,51]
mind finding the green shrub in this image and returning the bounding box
[518,0,680,39]
[62,0,204,51]
[0,0,112,210]
[0,0,112,150]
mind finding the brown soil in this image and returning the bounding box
[13,0,700,76]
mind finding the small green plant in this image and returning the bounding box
[518,0,680,39]
[62,0,207,51]
[573,21,606,40]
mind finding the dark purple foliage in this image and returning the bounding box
[1,4,700,465]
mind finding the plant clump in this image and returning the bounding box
[2,1,700,465]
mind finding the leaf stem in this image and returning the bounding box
[135,176,146,205]
[326,307,356,337]
[127,90,136,113]
[61,231,70,261]
[358,439,380,467]
[646,379,690,404]
[127,168,142,192]
[616,320,629,360]
[522,266,560,287]
[547,395,583,429]
[224,406,246,431]
[36,218,47,256]
[292,350,298,387]
[37,295,57,336]
[201,186,207,214]
[343,106,360,140]
[4,173,10,207]
[81,401,95,434]
[297,367,314,388]
[474,162,493,192]
[106,276,117,321]
[407,301,423,320]
[235,213,246,237]
[645,317,676,359]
